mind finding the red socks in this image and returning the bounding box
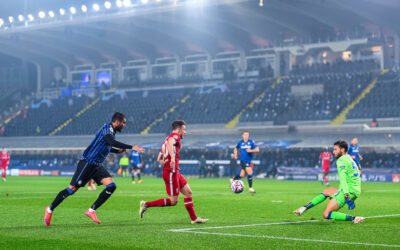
[145,197,197,221]
[2,170,5,179]
[323,174,328,184]
[184,197,197,221]
[146,198,171,207]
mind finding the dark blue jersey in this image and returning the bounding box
[82,123,115,165]
[236,139,257,163]
[348,145,360,164]
[130,150,141,165]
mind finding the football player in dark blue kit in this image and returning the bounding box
[233,131,259,194]
[130,150,142,184]
[348,137,363,174]
[44,112,144,226]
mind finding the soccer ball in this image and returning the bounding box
[230,180,244,193]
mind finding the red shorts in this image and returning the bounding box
[163,169,187,196]
[1,165,7,171]
[322,167,330,174]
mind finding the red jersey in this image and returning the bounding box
[0,152,10,167]
[161,132,181,172]
[320,152,332,171]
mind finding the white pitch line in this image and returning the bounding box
[170,214,400,232]
[176,231,400,248]
[169,214,400,247]
[169,220,319,232]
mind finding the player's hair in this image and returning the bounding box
[171,120,186,131]
[333,140,348,152]
[242,130,249,134]
[352,137,358,140]
[111,112,126,122]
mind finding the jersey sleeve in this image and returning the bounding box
[337,159,350,194]
[251,140,257,149]
[104,124,114,135]
[236,142,241,149]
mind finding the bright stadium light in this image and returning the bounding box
[93,3,100,11]
[38,11,46,19]
[59,8,66,16]
[116,0,123,7]
[18,15,24,22]
[48,11,55,18]
[141,0,148,4]
[259,0,263,7]
[123,0,131,7]
[104,1,112,9]
[9,16,14,23]
[70,6,77,14]
[0,19,4,27]
[81,5,88,12]
[28,14,34,21]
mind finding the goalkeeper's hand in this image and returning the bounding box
[345,193,355,210]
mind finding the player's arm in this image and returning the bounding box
[337,162,350,194]
[110,148,126,154]
[246,141,259,153]
[233,148,238,160]
[167,137,176,167]
[157,152,165,166]
[359,154,363,161]
[104,134,144,152]
[247,147,259,153]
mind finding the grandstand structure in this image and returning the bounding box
[0,0,400,180]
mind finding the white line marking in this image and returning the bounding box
[169,220,319,232]
[365,214,400,219]
[176,231,400,248]
[271,200,282,202]
[169,214,400,248]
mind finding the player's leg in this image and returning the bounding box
[1,166,6,181]
[88,179,92,190]
[180,177,208,224]
[294,188,337,216]
[131,165,135,184]
[139,170,177,218]
[325,190,364,223]
[234,161,246,180]
[46,160,93,215]
[44,160,92,226]
[137,169,142,184]
[323,172,329,186]
[245,166,255,193]
[85,166,117,224]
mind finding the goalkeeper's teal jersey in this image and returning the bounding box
[336,154,361,196]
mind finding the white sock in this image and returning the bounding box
[47,207,53,213]
[89,208,95,212]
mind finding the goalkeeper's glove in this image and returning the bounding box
[345,193,355,210]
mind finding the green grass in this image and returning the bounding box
[0,176,399,249]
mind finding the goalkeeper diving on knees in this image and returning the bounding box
[293,140,365,224]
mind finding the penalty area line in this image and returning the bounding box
[174,231,400,248]
[168,214,400,248]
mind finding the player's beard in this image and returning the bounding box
[335,152,343,159]
[115,125,123,132]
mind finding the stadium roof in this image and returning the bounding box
[0,0,399,67]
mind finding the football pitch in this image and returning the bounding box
[0,176,399,249]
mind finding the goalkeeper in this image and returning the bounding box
[293,140,365,224]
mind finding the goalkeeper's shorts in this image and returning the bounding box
[332,189,359,208]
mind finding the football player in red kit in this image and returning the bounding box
[0,148,10,182]
[320,147,332,186]
[139,120,208,224]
